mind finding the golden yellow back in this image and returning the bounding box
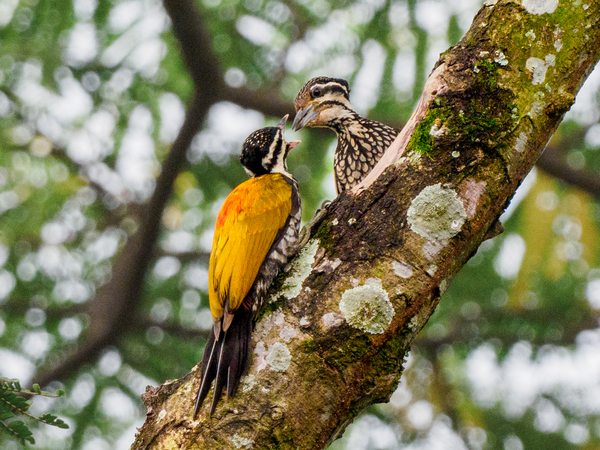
[208,173,292,320]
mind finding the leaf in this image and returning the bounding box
[4,420,35,444]
[32,384,42,394]
[39,414,69,429]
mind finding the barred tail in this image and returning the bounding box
[193,307,253,417]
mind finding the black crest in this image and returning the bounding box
[240,127,281,176]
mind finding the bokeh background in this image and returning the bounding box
[1,0,600,448]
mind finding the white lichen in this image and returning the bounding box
[494,50,508,66]
[545,54,556,67]
[526,57,547,85]
[463,179,487,219]
[266,342,292,372]
[407,183,467,241]
[322,312,344,328]
[525,30,536,41]
[528,101,544,118]
[440,279,448,294]
[515,132,528,153]
[158,409,167,420]
[279,326,297,342]
[231,433,254,449]
[278,239,319,300]
[427,265,438,276]
[242,374,257,393]
[332,218,339,226]
[254,310,283,339]
[339,278,394,334]
[314,257,341,273]
[392,261,413,278]
[253,341,268,372]
[408,315,420,330]
[429,121,448,137]
[521,0,558,15]
[452,151,460,158]
[553,38,563,51]
[483,0,498,5]
[348,218,356,225]
[422,241,445,261]
[299,316,310,326]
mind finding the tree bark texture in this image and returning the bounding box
[132,1,600,448]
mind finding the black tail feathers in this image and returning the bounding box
[193,307,252,417]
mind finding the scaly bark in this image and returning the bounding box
[132,1,600,448]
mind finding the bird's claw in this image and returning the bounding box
[296,199,331,250]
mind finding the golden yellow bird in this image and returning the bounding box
[194,115,301,416]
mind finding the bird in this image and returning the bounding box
[193,115,301,417]
[292,76,398,194]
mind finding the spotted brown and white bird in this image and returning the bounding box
[292,76,398,193]
[193,115,301,417]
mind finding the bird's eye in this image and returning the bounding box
[310,87,322,98]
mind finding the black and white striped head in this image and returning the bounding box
[240,115,300,178]
[292,77,354,131]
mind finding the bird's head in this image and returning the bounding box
[292,77,353,131]
[240,115,300,177]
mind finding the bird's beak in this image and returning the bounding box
[288,140,301,150]
[277,114,289,130]
[292,105,319,131]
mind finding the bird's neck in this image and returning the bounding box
[328,110,362,134]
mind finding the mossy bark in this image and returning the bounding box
[131,1,600,448]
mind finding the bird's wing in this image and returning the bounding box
[209,174,292,320]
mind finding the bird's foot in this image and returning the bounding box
[296,200,331,250]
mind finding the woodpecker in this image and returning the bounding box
[193,115,301,416]
[292,76,398,193]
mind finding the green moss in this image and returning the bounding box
[313,219,333,251]
[474,59,499,88]
[406,108,447,155]
[370,334,410,376]
[327,335,373,371]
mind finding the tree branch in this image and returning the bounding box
[131,1,600,448]
[537,143,600,196]
[33,0,224,387]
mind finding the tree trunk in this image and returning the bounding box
[131,1,600,448]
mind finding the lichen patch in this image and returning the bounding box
[494,50,508,66]
[279,326,297,342]
[392,261,413,278]
[278,239,319,300]
[231,433,254,449]
[266,342,292,372]
[440,279,448,294]
[554,39,563,51]
[515,132,528,153]
[254,310,284,339]
[299,316,310,326]
[242,374,257,393]
[526,57,547,85]
[407,183,467,241]
[322,312,344,329]
[422,241,445,260]
[528,101,544,118]
[339,278,394,334]
[253,341,268,372]
[314,256,341,273]
[521,0,558,15]
[462,179,487,219]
